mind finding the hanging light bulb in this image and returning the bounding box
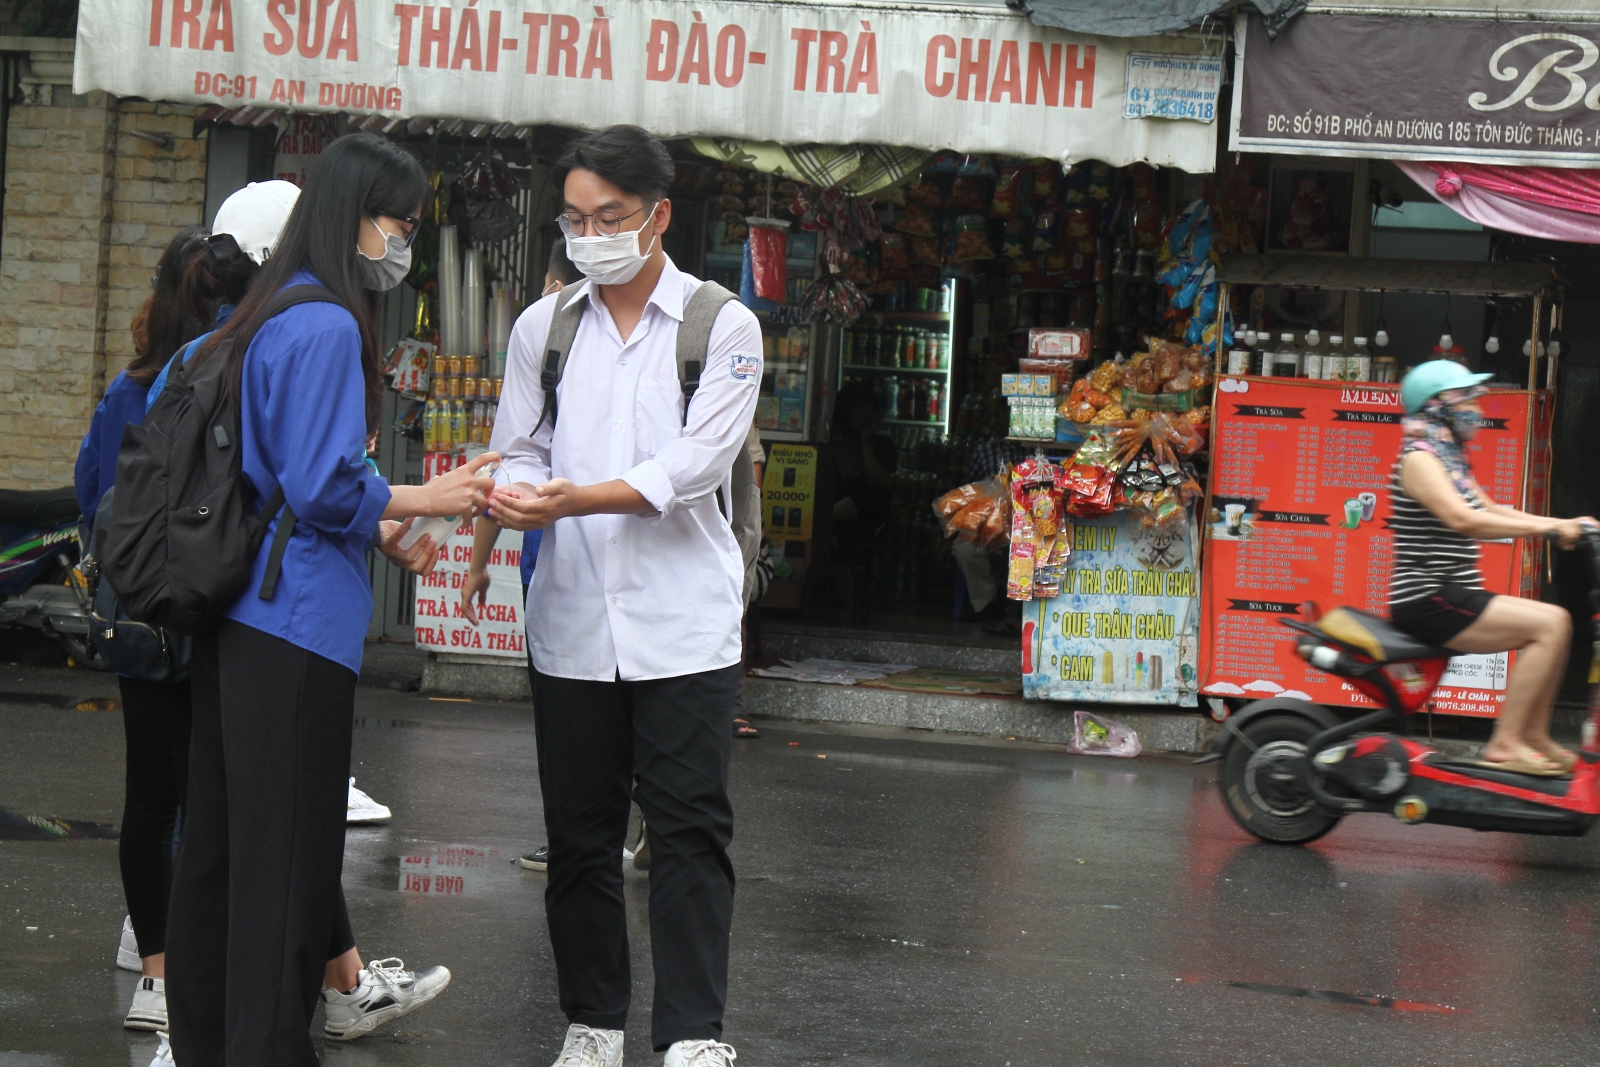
[1438,318,1454,352]
[1242,327,1257,346]
[1373,290,1388,347]
[1485,331,1500,355]
[1305,324,1320,347]
[1484,306,1500,355]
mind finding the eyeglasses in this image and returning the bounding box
[371,214,422,248]
[556,202,657,238]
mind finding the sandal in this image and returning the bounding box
[733,717,760,739]
[1474,751,1566,777]
[1541,745,1578,774]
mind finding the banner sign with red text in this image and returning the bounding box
[1233,10,1600,167]
[1199,377,1539,718]
[412,520,526,659]
[74,0,1219,170]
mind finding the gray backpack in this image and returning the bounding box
[536,280,765,607]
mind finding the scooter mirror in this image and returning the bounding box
[1299,600,1322,622]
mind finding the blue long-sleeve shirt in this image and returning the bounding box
[74,371,156,530]
[224,270,391,674]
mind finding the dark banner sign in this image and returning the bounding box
[1232,11,1600,167]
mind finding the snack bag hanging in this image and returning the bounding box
[746,217,790,303]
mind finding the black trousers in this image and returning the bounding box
[167,620,357,1067]
[532,665,739,1051]
[118,676,193,959]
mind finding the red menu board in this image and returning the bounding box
[1200,377,1538,717]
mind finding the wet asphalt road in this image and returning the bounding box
[3,664,1600,1067]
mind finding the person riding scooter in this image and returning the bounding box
[1389,360,1593,775]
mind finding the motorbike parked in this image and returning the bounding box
[0,487,101,667]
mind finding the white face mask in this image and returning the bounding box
[357,221,412,291]
[565,203,659,286]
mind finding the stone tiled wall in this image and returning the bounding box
[0,91,206,489]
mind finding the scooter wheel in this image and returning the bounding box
[1220,714,1342,844]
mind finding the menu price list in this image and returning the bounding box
[1201,378,1536,715]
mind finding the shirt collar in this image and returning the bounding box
[575,253,684,322]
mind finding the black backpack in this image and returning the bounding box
[100,285,346,635]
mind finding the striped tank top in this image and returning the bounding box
[1387,447,1484,606]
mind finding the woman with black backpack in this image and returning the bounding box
[160,133,496,1067]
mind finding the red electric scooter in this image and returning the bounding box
[1209,528,1600,845]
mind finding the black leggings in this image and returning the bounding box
[118,676,192,959]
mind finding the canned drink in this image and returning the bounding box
[464,355,482,379]
[448,375,462,398]
[447,356,463,380]
[463,377,479,402]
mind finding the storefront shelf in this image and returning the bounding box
[864,311,951,323]
[884,417,947,427]
[841,364,950,375]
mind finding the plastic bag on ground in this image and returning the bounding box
[1068,711,1141,757]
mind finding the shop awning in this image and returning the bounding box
[75,0,1221,173]
[1013,0,1304,38]
[1217,253,1555,297]
[1231,6,1600,167]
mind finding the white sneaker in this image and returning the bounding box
[664,1039,737,1067]
[551,1023,623,1067]
[347,778,392,824]
[124,975,167,1031]
[321,957,451,1040]
[148,1031,174,1067]
[117,915,141,971]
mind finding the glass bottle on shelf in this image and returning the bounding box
[1349,337,1373,381]
[1302,333,1324,381]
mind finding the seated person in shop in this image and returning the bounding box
[828,381,898,563]
[1387,360,1593,776]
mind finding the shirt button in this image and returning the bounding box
[609,536,618,544]
[610,595,618,604]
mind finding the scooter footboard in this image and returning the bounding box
[1406,781,1596,836]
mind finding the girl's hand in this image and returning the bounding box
[488,481,576,531]
[424,451,499,517]
[460,566,491,625]
[377,519,439,576]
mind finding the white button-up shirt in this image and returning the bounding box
[490,255,763,681]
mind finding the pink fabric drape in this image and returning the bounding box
[1420,161,1600,215]
[1397,160,1600,244]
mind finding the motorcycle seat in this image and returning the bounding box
[1314,607,1454,664]
[0,487,79,529]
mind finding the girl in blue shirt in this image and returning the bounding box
[163,134,496,1067]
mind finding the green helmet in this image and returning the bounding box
[1399,360,1493,414]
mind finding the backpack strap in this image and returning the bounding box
[676,281,739,428]
[676,281,741,519]
[533,284,589,434]
[256,491,293,601]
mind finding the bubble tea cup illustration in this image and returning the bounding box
[1343,498,1363,528]
[1358,491,1377,521]
[1224,503,1246,536]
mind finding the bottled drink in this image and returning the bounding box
[915,331,929,369]
[449,399,466,447]
[1349,337,1373,381]
[1302,333,1324,381]
[937,382,950,422]
[1275,332,1300,377]
[904,328,918,368]
[423,399,439,452]
[1324,335,1346,381]
[884,377,899,419]
[842,328,855,365]
[927,380,942,421]
[472,399,489,444]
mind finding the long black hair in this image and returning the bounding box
[129,226,209,385]
[197,132,428,431]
